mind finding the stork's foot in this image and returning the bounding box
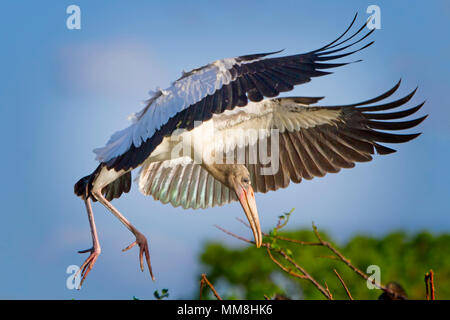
[76,246,101,289]
[123,232,155,280]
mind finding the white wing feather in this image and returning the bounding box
[139,156,238,209]
[93,57,254,163]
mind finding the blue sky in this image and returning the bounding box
[0,1,449,299]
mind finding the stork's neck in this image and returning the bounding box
[200,160,242,187]
[191,130,244,186]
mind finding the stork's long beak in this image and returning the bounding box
[235,184,262,248]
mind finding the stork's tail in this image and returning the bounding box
[74,165,101,200]
[74,175,91,200]
[74,165,132,201]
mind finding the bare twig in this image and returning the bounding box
[215,224,254,245]
[311,223,406,300]
[236,217,321,246]
[218,218,408,300]
[200,273,222,300]
[274,245,332,300]
[425,270,435,300]
[324,282,334,300]
[311,223,376,281]
[266,247,307,280]
[216,225,332,300]
[274,235,322,246]
[334,269,353,300]
[199,275,205,300]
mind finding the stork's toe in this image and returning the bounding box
[123,232,155,281]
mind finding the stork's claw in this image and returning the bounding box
[123,232,155,281]
[76,246,101,289]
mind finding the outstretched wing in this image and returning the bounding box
[95,14,375,171]
[138,80,426,207]
[209,80,426,193]
[138,80,426,209]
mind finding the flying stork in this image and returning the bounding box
[74,15,426,287]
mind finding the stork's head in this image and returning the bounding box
[224,165,262,248]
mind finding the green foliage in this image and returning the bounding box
[153,288,169,300]
[199,228,450,300]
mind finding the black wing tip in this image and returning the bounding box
[327,80,426,150]
[416,115,428,127]
[411,114,428,125]
[369,131,423,144]
[324,80,406,110]
[376,102,425,120]
[418,114,429,122]
[352,81,423,112]
[312,12,376,60]
[365,115,428,131]
[378,78,403,99]
[363,40,375,50]
[316,40,375,62]
[374,143,397,155]
[400,86,419,103]
[408,132,423,141]
[350,12,359,27]
[371,130,422,155]
[311,12,359,53]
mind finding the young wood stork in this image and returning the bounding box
[73,15,426,287]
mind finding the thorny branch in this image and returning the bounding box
[266,247,307,280]
[200,273,222,300]
[334,269,353,300]
[216,223,332,300]
[324,282,333,300]
[425,270,435,300]
[310,223,406,300]
[214,214,411,300]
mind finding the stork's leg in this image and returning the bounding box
[92,190,155,280]
[76,196,101,289]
